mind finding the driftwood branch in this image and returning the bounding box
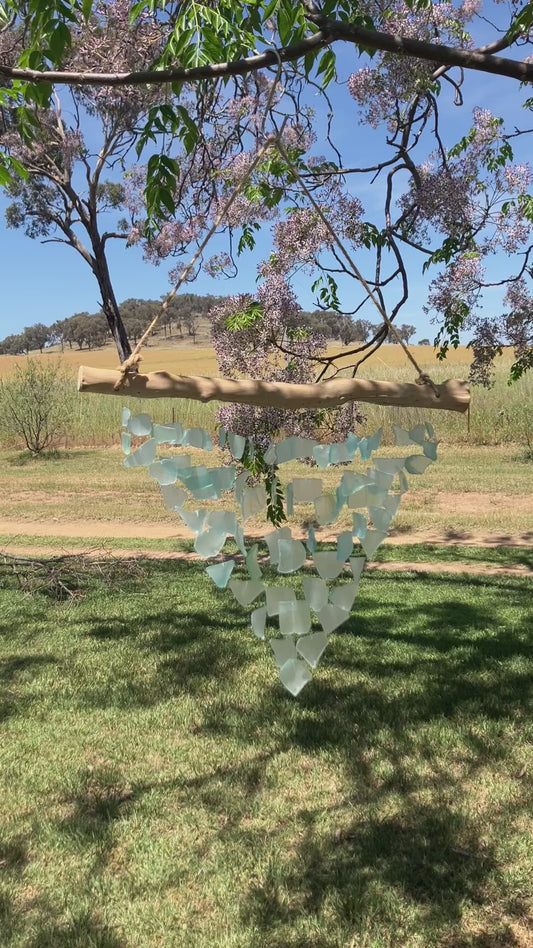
[78,366,470,413]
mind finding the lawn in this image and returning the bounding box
[1,560,532,947]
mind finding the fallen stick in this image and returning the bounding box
[78,366,470,413]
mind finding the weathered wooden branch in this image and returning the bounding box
[78,366,470,413]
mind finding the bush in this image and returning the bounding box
[0,358,73,454]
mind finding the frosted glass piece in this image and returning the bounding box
[228,431,246,460]
[296,632,329,669]
[348,485,387,509]
[306,526,317,553]
[312,552,345,581]
[279,600,311,637]
[425,422,435,439]
[368,506,394,533]
[242,484,267,520]
[336,531,353,562]
[302,576,328,612]
[266,586,296,617]
[194,528,227,558]
[409,424,427,446]
[123,437,157,468]
[278,539,307,574]
[234,471,250,503]
[339,471,370,497]
[229,579,265,607]
[314,494,337,526]
[360,529,387,559]
[329,442,352,465]
[247,438,255,461]
[384,493,402,518]
[218,427,227,449]
[270,637,297,668]
[182,427,213,450]
[349,556,366,583]
[285,482,294,517]
[235,524,246,555]
[279,658,312,696]
[149,458,179,486]
[206,510,238,536]
[392,425,412,446]
[276,436,316,464]
[160,484,187,511]
[263,442,277,465]
[251,606,267,640]
[330,581,358,613]
[265,527,292,566]
[210,466,236,495]
[423,441,438,461]
[359,428,382,461]
[178,465,212,492]
[291,478,323,504]
[366,468,394,491]
[121,407,131,427]
[405,455,433,475]
[206,560,234,589]
[175,455,191,469]
[121,431,131,455]
[352,513,367,539]
[245,544,263,581]
[179,508,207,534]
[399,470,409,494]
[127,413,153,437]
[317,603,350,635]
[374,457,407,475]
[312,444,331,469]
[152,423,183,445]
[346,433,360,456]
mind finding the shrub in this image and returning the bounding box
[0,358,73,455]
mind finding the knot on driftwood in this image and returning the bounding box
[416,372,440,398]
[113,354,143,391]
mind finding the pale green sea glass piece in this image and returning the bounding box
[206,510,238,535]
[368,506,395,533]
[346,433,360,455]
[245,544,263,581]
[374,457,407,475]
[349,556,366,584]
[291,478,323,503]
[360,529,387,559]
[336,531,353,562]
[277,539,307,574]
[149,458,179,486]
[182,428,213,450]
[121,407,131,427]
[233,470,249,503]
[339,471,370,497]
[285,482,294,516]
[127,413,153,437]
[263,442,277,465]
[266,586,296,616]
[306,526,317,553]
[275,436,316,464]
[312,552,345,580]
[314,494,337,525]
[302,576,328,612]
[228,431,246,460]
[206,560,234,588]
[392,425,411,446]
[279,658,312,696]
[178,466,212,492]
[423,441,438,461]
[265,527,292,566]
[408,424,427,445]
[317,603,350,634]
[242,484,268,520]
[312,444,331,468]
[152,423,183,445]
[235,523,246,555]
[329,581,358,612]
[174,455,191,469]
[270,638,297,668]
[251,606,267,639]
[218,427,227,449]
[296,631,329,669]
[359,428,382,461]
[405,455,433,474]
[194,528,227,558]
[229,579,265,607]
[426,422,435,439]
[384,493,402,518]
[352,513,367,539]
[121,432,131,455]
[348,486,387,509]
[329,442,352,464]
[367,467,394,490]
[179,508,206,534]
[399,469,409,494]
[123,438,157,468]
[278,600,311,637]
[160,484,187,511]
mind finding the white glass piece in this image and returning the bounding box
[218,427,227,449]
[399,470,409,494]
[278,600,311,637]
[312,552,345,581]
[242,484,267,520]
[265,527,292,566]
[330,581,358,612]
[423,441,438,461]
[251,606,267,639]
[296,631,329,669]
[245,544,263,581]
[329,442,352,464]
[121,431,131,455]
[194,528,227,558]
[229,579,265,607]
[277,539,307,575]
[312,444,331,469]
[279,658,312,696]
[121,406,131,428]
[228,431,247,460]
[263,442,277,465]
[291,478,323,504]
[336,531,353,562]
[368,506,394,533]
[182,427,213,450]
[206,510,238,536]
[302,576,328,612]
[206,560,234,589]
[317,603,350,634]
[152,423,183,445]
[349,556,366,583]
[266,586,296,616]
[127,413,153,437]
[366,468,394,491]
[270,637,297,668]
[360,529,387,559]
[374,457,407,475]
[179,508,206,534]
[123,437,157,468]
[306,526,317,553]
[405,455,433,475]
[352,513,367,539]
[149,458,179,486]
[234,471,250,503]
[359,428,382,461]
[285,482,294,516]
[314,494,337,526]
[160,484,187,511]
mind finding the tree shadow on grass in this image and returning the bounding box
[0,654,58,720]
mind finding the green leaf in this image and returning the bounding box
[225,301,263,331]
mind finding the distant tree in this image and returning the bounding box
[0,333,26,355]
[418,338,431,346]
[398,324,417,345]
[23,322,50,353]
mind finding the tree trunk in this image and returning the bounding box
[92,247,132,363]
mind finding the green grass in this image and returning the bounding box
[1,561,532,946]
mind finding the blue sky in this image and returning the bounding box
[0,4,530,343]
